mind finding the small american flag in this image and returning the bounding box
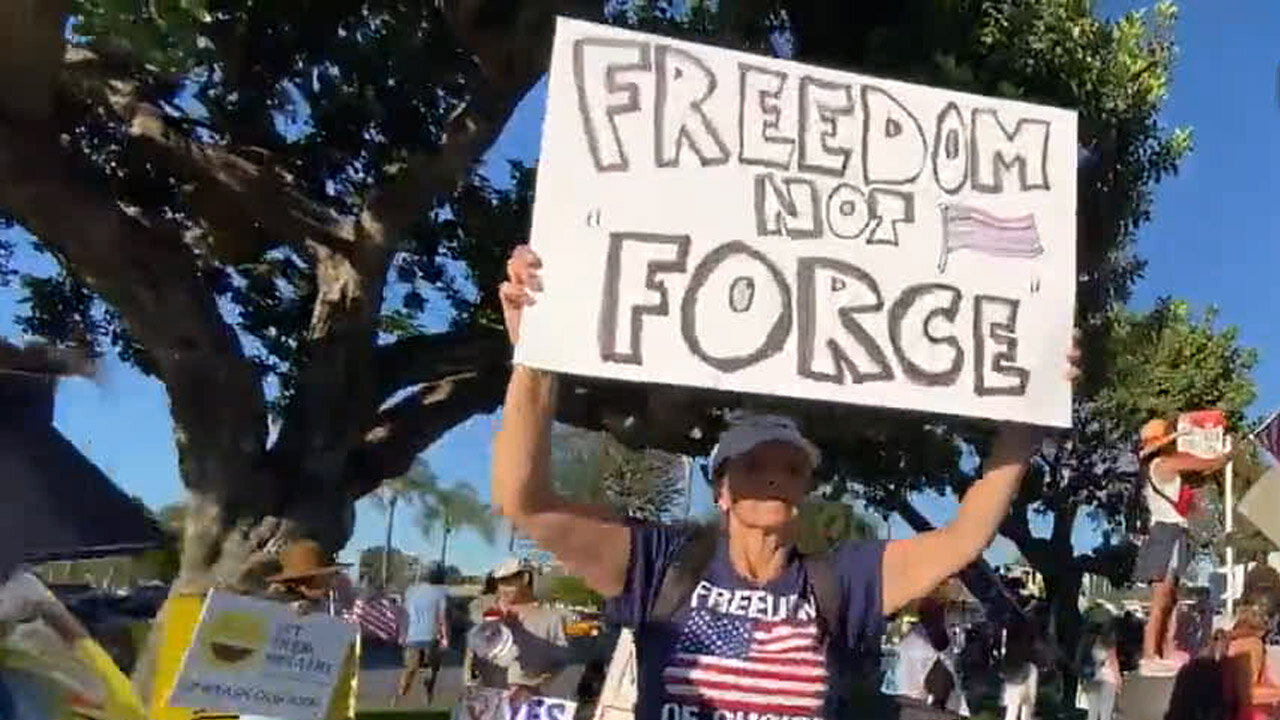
[346,595,401,643]
[1252,410,1280,463]
[661,609,827,716]
[938,203,1045,273]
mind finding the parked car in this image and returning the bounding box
[565,610,602,638]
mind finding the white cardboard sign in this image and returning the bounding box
[517,17,1077,427]
[167,591,356,720]
[1240,467,1280,551]
[452,686,579,720]
[1176,409,1226,458]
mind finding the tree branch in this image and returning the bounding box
[362,0,603,241]
[894,497,1028,623]
[374,326,510,400]
[60,48,354,263]
[296,0,606,496]
[0,126,268,493]
[345,368,508,497]
[127,104,355,259]
[0,0,69,123]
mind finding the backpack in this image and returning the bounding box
[589,524,849,720]
[649,524,843,637]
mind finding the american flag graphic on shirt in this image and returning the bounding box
[661,607,827,717]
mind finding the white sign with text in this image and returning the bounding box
[167,591,356,720]
[452,686,579,720]
[516,17,1077,426]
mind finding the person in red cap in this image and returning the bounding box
[492,245,1080,719]
[1132,417,1230,676]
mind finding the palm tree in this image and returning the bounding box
[370,461,438,587]
[417,482,496,566]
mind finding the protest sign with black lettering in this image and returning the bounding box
[515,17,1077,427]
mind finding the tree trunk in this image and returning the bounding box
[131,475,357,702]
[1044,568,1085,702]
[440,523,452,566]
[894,498,1029,624]
[381,495,398,588]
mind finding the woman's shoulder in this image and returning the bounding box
[1228,634,1265,656]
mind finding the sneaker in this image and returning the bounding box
[1138,657,1181,677]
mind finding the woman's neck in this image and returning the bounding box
[726,519,790,584]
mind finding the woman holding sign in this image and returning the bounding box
[1132,418,1230,677]
[493,245,1079,720]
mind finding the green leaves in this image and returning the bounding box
[415,479,496,547]
[1096,298,1258,431]
[551,426,688,522]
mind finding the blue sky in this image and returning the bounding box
[3,2,1277,575]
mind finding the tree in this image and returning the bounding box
[551,426,687,522]
[1,0,1188,584]
[1,0,604,606]
[136,500,186,584]
[794,500,879,554]
[0,0,1193,692]
[356,546,422,590]
[416,481,495,566]
[1193,443,1277,565]
[840,299,1257,698]
[544,575,604,609]
[369,461,438,588]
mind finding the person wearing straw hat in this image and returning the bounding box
[263,539,352,614]
[1132,417,1230,677]
[239,540,353,720]
[493,245,1081,720]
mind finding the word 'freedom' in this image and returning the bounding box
[599,234,1030,397]
[574,38,1053,243]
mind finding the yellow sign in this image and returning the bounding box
[201,610,269,669]
[146,593,358,720]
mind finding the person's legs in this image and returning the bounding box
[1097,681,1117,720]
[1084,682,1101,720]
[397,645,424,703]
[422,640,442,704]
[1020,664,1038,720]
[1003,684,1023,720]
[1144,576,1177,659]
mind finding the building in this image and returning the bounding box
[1,339,166,568]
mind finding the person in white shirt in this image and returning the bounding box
[1077,607,1122,720]
[1001,615,1041,720]
[886,596,970,716]
[1131,418,1229,677]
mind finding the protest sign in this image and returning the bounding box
[1176,409,1226,458]
[166,591,356,720]
[591,628,638,720]
[1239,466,1280,550]
[453,686,578,720]
[515,17,1077,427]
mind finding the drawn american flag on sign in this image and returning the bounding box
[661,608,827,717]
[937,203,1045,273]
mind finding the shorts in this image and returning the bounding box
[1133,522,1190,583]
[403,640,443,671]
